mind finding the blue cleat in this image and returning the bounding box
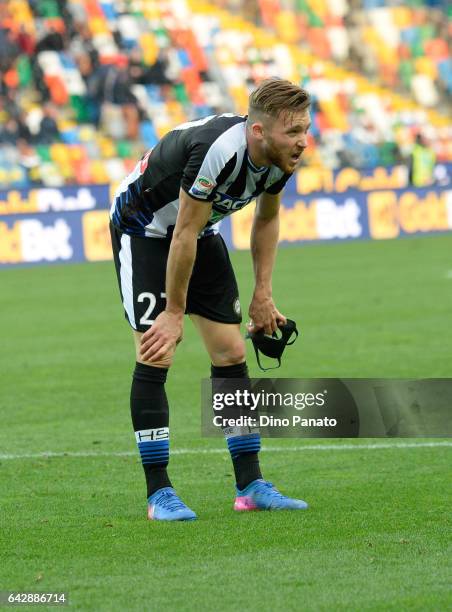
[234,479,308,511]
[147,487,197,521]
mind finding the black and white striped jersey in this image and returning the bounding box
[110,113,292,239]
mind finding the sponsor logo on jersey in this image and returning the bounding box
[212,191,254,213]
[233,298,241,316]
[135,427,169,442]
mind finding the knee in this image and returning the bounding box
[137,355,173,369]
[133,330,175,369]
[211,339,246,367]
[134,338,175,369]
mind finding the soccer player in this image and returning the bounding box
[110,78,311,521]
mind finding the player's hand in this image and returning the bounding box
[247,292,286,335]
[140,311,183,363]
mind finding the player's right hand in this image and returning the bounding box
[140,311,183,364]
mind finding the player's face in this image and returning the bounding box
[262,110,311,173]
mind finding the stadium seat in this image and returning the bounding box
[39,0,61,18]
[85,0,104,17]
[90,160,109,183]
[73,158,92,184]
[17,56,32,87]
[140,32,159,65]
[3,68,19,90]
[438,60,452,93]
[98,136,116,159]
[39,161,65,186]
[45,75,69,106]
[117,15,140,48]
[38,51,62,76]
[60,127,80,145]
[99,1,117,21]
[100,104,127,140]
[411,73,439,106]
[116,141,133,159]
[35,145,52,163]
[275,11,299,44]
[105,158,126,182]
[140,121,158,149]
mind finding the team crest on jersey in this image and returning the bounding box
[233,298,241,316]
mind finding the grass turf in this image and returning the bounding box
[1,234,451,610]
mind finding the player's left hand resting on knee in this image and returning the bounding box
[140,311,183,363]
[248,293,286,335]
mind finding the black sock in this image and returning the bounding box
[131,362,172,498]
[211,362,263,490]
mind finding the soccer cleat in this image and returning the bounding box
[234,479,308,511]
[147,487,197,521]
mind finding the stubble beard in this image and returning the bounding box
[263,137,289,173]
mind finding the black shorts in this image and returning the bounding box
[110,222,242,332]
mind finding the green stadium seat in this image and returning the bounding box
[173,83,189,105]
[399,59,415,89]
[116,141,133,158]
[35,145,52,163]
[70,95,91,123]
[17,57,32,88]
[39,0,61,18]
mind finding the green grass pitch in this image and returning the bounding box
[1,234,451,611]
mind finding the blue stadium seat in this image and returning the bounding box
[177,49,192,68]
[438,59,452,93]
[100,1,117,20]
[140,121,159,149]
[145,85,164,103]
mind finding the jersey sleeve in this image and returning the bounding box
[264,172,293,194]
[181,137,236,202]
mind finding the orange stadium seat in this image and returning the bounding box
[85,0,103,18]
[73,158,93,184]
[3,68,19,90]
[307,28,331,60]
[425,38,448,61]
[44,75,69,106]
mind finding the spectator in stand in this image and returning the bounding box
[129,48,172,86]
[15,25,36,56]
[0,108,31,143]
[36,104,60,144]
[30,58,51,104]
[14,110,33,142]
[69,21,99,67]
[0,28,20,71]
[102,62,137,107]
[0,90,21,118]
[409,133,436,188]
[76,52,104,125]
[77,51,141,139]
[104,60,141,140]
[17,138,40,181]
[35,25,66,53]
[0,117,22,145]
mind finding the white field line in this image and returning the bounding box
[0,441,451,461]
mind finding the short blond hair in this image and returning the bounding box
[248,78,310,122]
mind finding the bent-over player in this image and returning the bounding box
[110,78,311,520]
